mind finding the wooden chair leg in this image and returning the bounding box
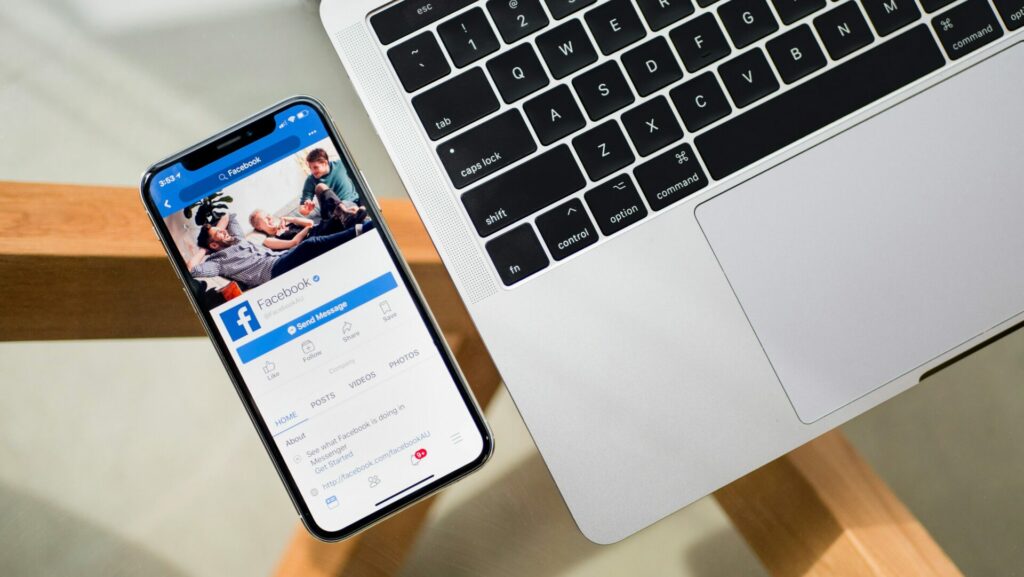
[715,430,963,577]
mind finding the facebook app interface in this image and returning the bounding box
[150,105,485,532]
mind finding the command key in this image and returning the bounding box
[932,0,1005,60]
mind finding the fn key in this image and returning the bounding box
[486,224,550,285]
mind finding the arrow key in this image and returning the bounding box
[535,198,599,261]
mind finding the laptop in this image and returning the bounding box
[320,0,1024,543]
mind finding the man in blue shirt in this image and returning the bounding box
[299,148,359,217]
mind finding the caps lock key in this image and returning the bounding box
[437,109,538,189]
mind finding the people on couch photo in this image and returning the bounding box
[187,211,374,290]
[164,140,374,297]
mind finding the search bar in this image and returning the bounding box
[179,135,300,204]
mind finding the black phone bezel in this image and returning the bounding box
[140,96,493,542]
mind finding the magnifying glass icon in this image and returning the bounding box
[218,173,228,182]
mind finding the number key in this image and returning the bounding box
[488,0,550,43]
[438,8,501,67]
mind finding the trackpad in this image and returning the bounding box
[696,45,1024,423]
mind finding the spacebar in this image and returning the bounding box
[695,26,945,181]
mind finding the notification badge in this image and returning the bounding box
[410,448,427,465]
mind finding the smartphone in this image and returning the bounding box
[141,97,492,541]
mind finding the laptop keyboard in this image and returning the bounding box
[371,0,1019,286]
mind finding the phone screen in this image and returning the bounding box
[145,102,489,536]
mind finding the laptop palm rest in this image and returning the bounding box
[696,44,1024,424]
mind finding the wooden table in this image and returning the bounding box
[0,181,962,577]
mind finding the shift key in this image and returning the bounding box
[438,110,537,189]
[462,145,586,236]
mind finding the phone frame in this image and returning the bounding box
[140,96,493,542]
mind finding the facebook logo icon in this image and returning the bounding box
[220,302,261,341]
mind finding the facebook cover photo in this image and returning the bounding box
[163,139,374,310]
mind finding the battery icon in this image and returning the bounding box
[296,110,309,119]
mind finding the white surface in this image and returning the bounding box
[697,44,1024,422]
[1,0,1022,574]
[323,0,1024,544]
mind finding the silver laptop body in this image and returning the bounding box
[321,0,1024,543]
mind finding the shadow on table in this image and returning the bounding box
[398,451,765,577]
[0,482,190,577]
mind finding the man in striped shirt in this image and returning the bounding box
[188,213,373,289]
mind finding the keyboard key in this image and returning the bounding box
[634,143,708,210]
[694,25,944,179]
[388,32,451,92]
[462,145,586,236]
[814,2,875,60]
[622,96,685,156]
[372,0,476,45]
[920,0,956,13]
[719,48,780,108]
[670,13,732,72]
[485,224,549,285]
[572,61,636,120]
[766,24,827,84]
[622,37,685,96]
[932,0,1005,60]
[697,0,723,6]
[524,85,588,145]
[994,0,1024,29]
[584,175,649,235]
[573,121,636,181]
[487,43,550,103]
[546,0,598,19]
[862,0,921,36]
[438,110,538,188]
[488,0,550,43]
[537,20,600,79]
[718,0,780,48]
[636,0,696,30]
[584,0,648,55]
[412,68,500,140]
[437,8,501,67]
[770,0,826,24]
[670,72,732,132]
[536,198,600,260]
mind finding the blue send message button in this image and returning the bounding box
[237,272,398,363]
